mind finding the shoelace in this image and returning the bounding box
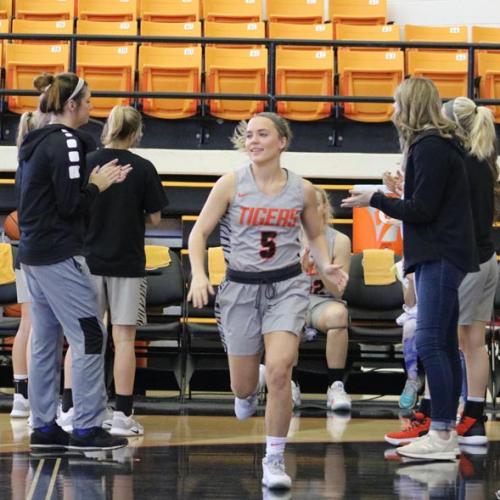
[401,415,428,431]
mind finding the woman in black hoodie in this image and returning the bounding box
[342,77,478,461]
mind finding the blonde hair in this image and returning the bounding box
[392,78,458,154]
[443,97,498,172]
[231,112,293,152]
[34,72,87,115]
[314,186,333,227]
[16,110,50,148]
[101,105,142,146]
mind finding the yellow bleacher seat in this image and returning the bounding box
[275,46,333,121]
[406,50,468,99]
[472,26,500,73]
[478,52,500,123]
[76,44,135,117]
[15,0,74,21]
[140,0,199,23]
[138,44,201,119]
[140,20,201,47]
[5,43,69,113]
[12,19,73,44]
[338,48,404,122]
[336,23,400,47]
[267,0,323,25]
[203,0,261,23]
[78,0,137,22]
[330,0,387,29]
[76,20,138,46]
[205,46,267,120]
[404,24,468,47]
[0,18,10,68]
[268,22,333,50]
[208,246,226,286]
[0,0,12,19]
[204,21,265,48]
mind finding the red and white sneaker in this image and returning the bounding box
[456,415,488,446]
[384,412,431,446]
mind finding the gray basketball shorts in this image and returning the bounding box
[91,275,147,327]
[458,253,498,325]
[215,273,310,356]
[15,268,31,304]
[306,294,347,329]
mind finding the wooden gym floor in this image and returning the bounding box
[0,398,499,500]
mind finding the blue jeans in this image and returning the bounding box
[414,259,465,431]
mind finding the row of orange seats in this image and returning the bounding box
[0,0,387,27]
[4,39,500,123]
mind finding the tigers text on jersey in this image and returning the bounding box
[220,165,304,272]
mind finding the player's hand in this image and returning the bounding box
[341,190,374,208]
[89,160,132,192]
[188,274,215,308]
[300,247,316,275]
[323,265,349,294]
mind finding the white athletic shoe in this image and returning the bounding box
[326,381,352,411]
[397,430,460,461]
[234,393,258,420]
[56,407,74,433]
[10,394,30,418]
[101,408,115,430]
[262,454,292,489]
[108,411,144,437]
[291,380,301,409]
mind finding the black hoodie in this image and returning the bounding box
[16,124,98,266]
[370,131,479,275]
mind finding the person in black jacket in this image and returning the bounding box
[342,77,478,461]
[16,72,131,451]
[443,97,498,446]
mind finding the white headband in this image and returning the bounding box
[66,77,85,103]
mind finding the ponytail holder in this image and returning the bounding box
[474,106,478,114]
[43,84,51,92]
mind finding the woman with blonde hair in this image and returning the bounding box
[342,78,478,460]
[80,105,166,436]
[443,97,498,446]
[188,112,347,489]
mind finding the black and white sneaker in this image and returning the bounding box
[69,427,128,451]
[30,423,70,449]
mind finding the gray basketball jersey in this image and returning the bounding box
[309,226,337,297]
[220,165,304,272]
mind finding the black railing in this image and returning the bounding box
[1,33,500,110]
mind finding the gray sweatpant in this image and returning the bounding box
[22,256,107,430]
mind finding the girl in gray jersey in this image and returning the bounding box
[301,187,352,414]
[188,112,348,491]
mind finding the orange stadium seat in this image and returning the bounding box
[338,48,404,122]
[330,0,387,30]
[138,45,201,119]
[472,26,500,73]
[204,21,265,48]
[477,52,500,123]
[205,46,268,120]
[336,23,400,47]
[203,0,261,23]
[140,20,201,47]
[406,50,468,99]
[267,0,324,25]
[268,22,333,49]
[0,0,12,19]
[404,24,468,48]
[15,0,74,21]
[12,19,73,45]
[275,46,334,121]
[76,44,136,117]
[76,20,138,46]
[140,0,199,23]
[78,0,137,22]
[5,43,69,113]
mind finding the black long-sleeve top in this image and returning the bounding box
[16,124,98,265]
[370,131,479,275]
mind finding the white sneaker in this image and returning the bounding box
[10,394,30,418]
[234,393,258,420]
[262,454,292,489]
[109,411,144,437]
[397,430,460,461]
[102,408,115,430]
[326,381,351,411]
[291,380,301,409]
[56,407,74,432]
[326,410,351,441]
